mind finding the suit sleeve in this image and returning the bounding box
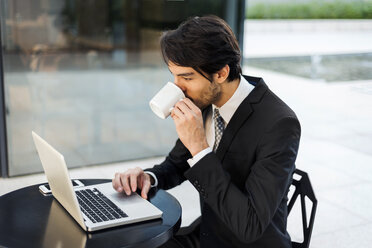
[184,116,301,243]
[145,138,192,190]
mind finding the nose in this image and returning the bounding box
[174,79,186,92]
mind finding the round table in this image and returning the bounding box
[0,179,182,248]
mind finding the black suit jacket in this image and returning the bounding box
[146,75,301,247]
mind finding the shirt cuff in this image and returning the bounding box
[144,171,158,188]
[187,147,213,167]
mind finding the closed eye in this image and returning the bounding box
[183,77,192,81]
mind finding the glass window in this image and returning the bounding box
[0,0,244,176]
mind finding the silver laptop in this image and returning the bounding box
[32,131,162,232]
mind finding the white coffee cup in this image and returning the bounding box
[149,82,185,119]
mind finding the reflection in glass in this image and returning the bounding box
[0,0,244,176]
[43,200,87,248]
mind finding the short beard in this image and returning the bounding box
[193,80,222,110]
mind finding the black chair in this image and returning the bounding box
[177,169,317,248]
[288,169,318,248]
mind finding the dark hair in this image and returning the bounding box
[160,15,242,82]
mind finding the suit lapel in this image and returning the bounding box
[216,76,268,161]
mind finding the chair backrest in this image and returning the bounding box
[288,169,317,248]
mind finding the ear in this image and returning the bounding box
[213,64,230,84]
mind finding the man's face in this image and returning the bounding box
[168,61,221,110]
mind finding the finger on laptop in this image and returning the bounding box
[120,173,131,195]
[141,177,151,199]
[130,173,138,192]
[112,174,117,191]
[113,173,123,192]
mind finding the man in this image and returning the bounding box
[112,15,301,248]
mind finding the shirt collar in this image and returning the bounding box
[212,75,254,125]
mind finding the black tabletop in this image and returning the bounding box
[0,179,182,248]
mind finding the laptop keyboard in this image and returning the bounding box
[76,188,128,223]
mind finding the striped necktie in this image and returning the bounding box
[213,108,225,152]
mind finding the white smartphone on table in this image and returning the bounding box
[39,179,84,195]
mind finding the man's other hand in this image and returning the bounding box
[112,167,152,199]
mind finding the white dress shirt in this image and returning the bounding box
[187,75,254,166]
[147,75,254,186]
